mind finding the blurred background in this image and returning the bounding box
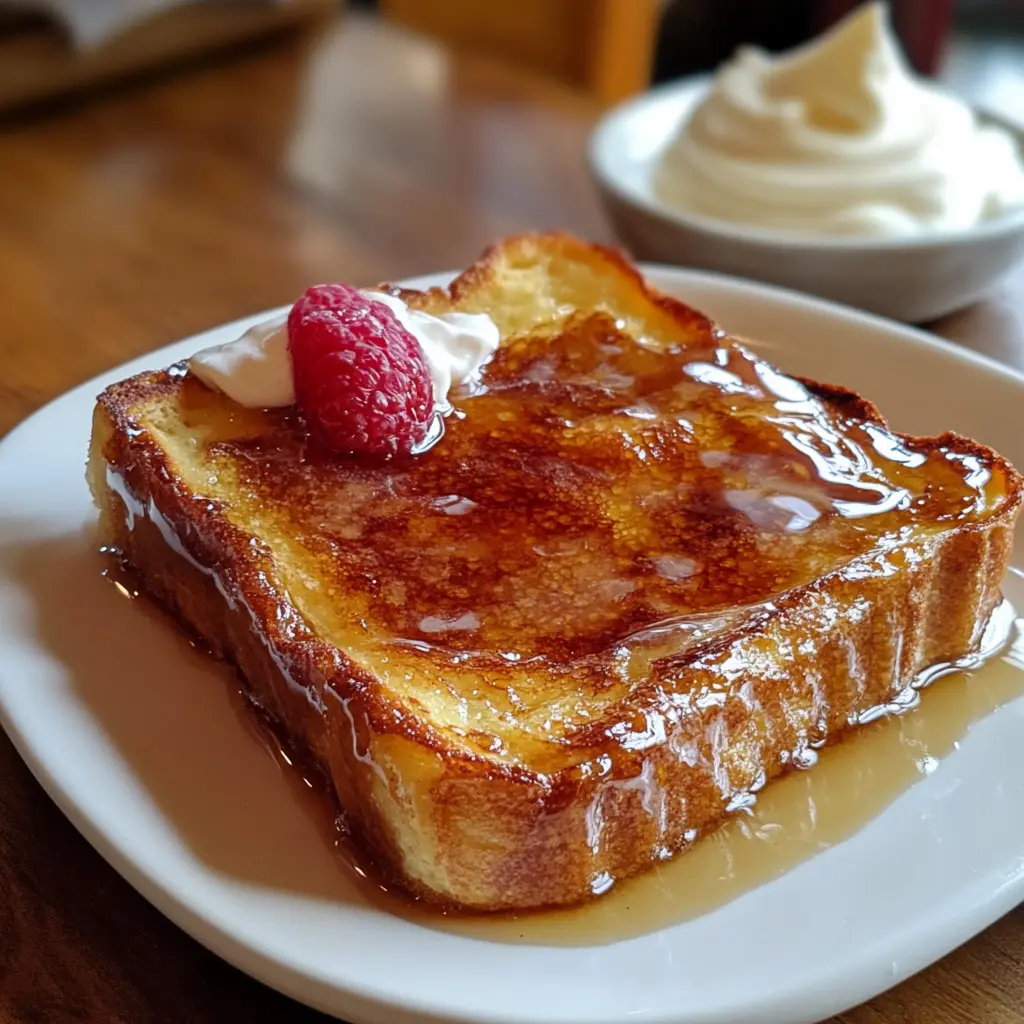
[2,0,1023,113]
[2,0,1024,439]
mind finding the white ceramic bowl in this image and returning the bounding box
[589,77,1024,323]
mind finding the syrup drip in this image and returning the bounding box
[82,554,1024,948]
[432,603,1024,945]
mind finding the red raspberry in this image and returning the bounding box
[287,286,435,460]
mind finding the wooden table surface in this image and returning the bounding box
[2,13,1023,1024]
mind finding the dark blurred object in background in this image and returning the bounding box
[957,0,1024,31]
[653,0,817,82]
[653,0,962,82]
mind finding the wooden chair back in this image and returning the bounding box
[380,0,659,103]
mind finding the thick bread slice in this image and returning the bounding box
[89,234,1023,910]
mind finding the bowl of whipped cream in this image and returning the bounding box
[589,1,1024,322]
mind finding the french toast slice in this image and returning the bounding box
[89,234,1023,911]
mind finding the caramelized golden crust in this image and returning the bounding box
[89,233,1022,909]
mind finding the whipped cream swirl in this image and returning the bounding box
[655,2,1024,237]
[188,291,500,410]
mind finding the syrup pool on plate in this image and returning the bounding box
[92,544,1024,946]
[340,593,1024,945]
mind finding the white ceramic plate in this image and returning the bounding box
[2,269,1024,1024]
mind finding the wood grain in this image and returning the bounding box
[0,12,1022,1023]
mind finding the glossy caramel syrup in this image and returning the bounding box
[290,599,1022,945]
[90,555,1024,946]
[115,299,1023,914]
[434,601,1024,945]
[200,313,997,661]
[172,307,1013,772]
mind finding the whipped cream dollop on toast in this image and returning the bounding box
[188,292,499,412]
